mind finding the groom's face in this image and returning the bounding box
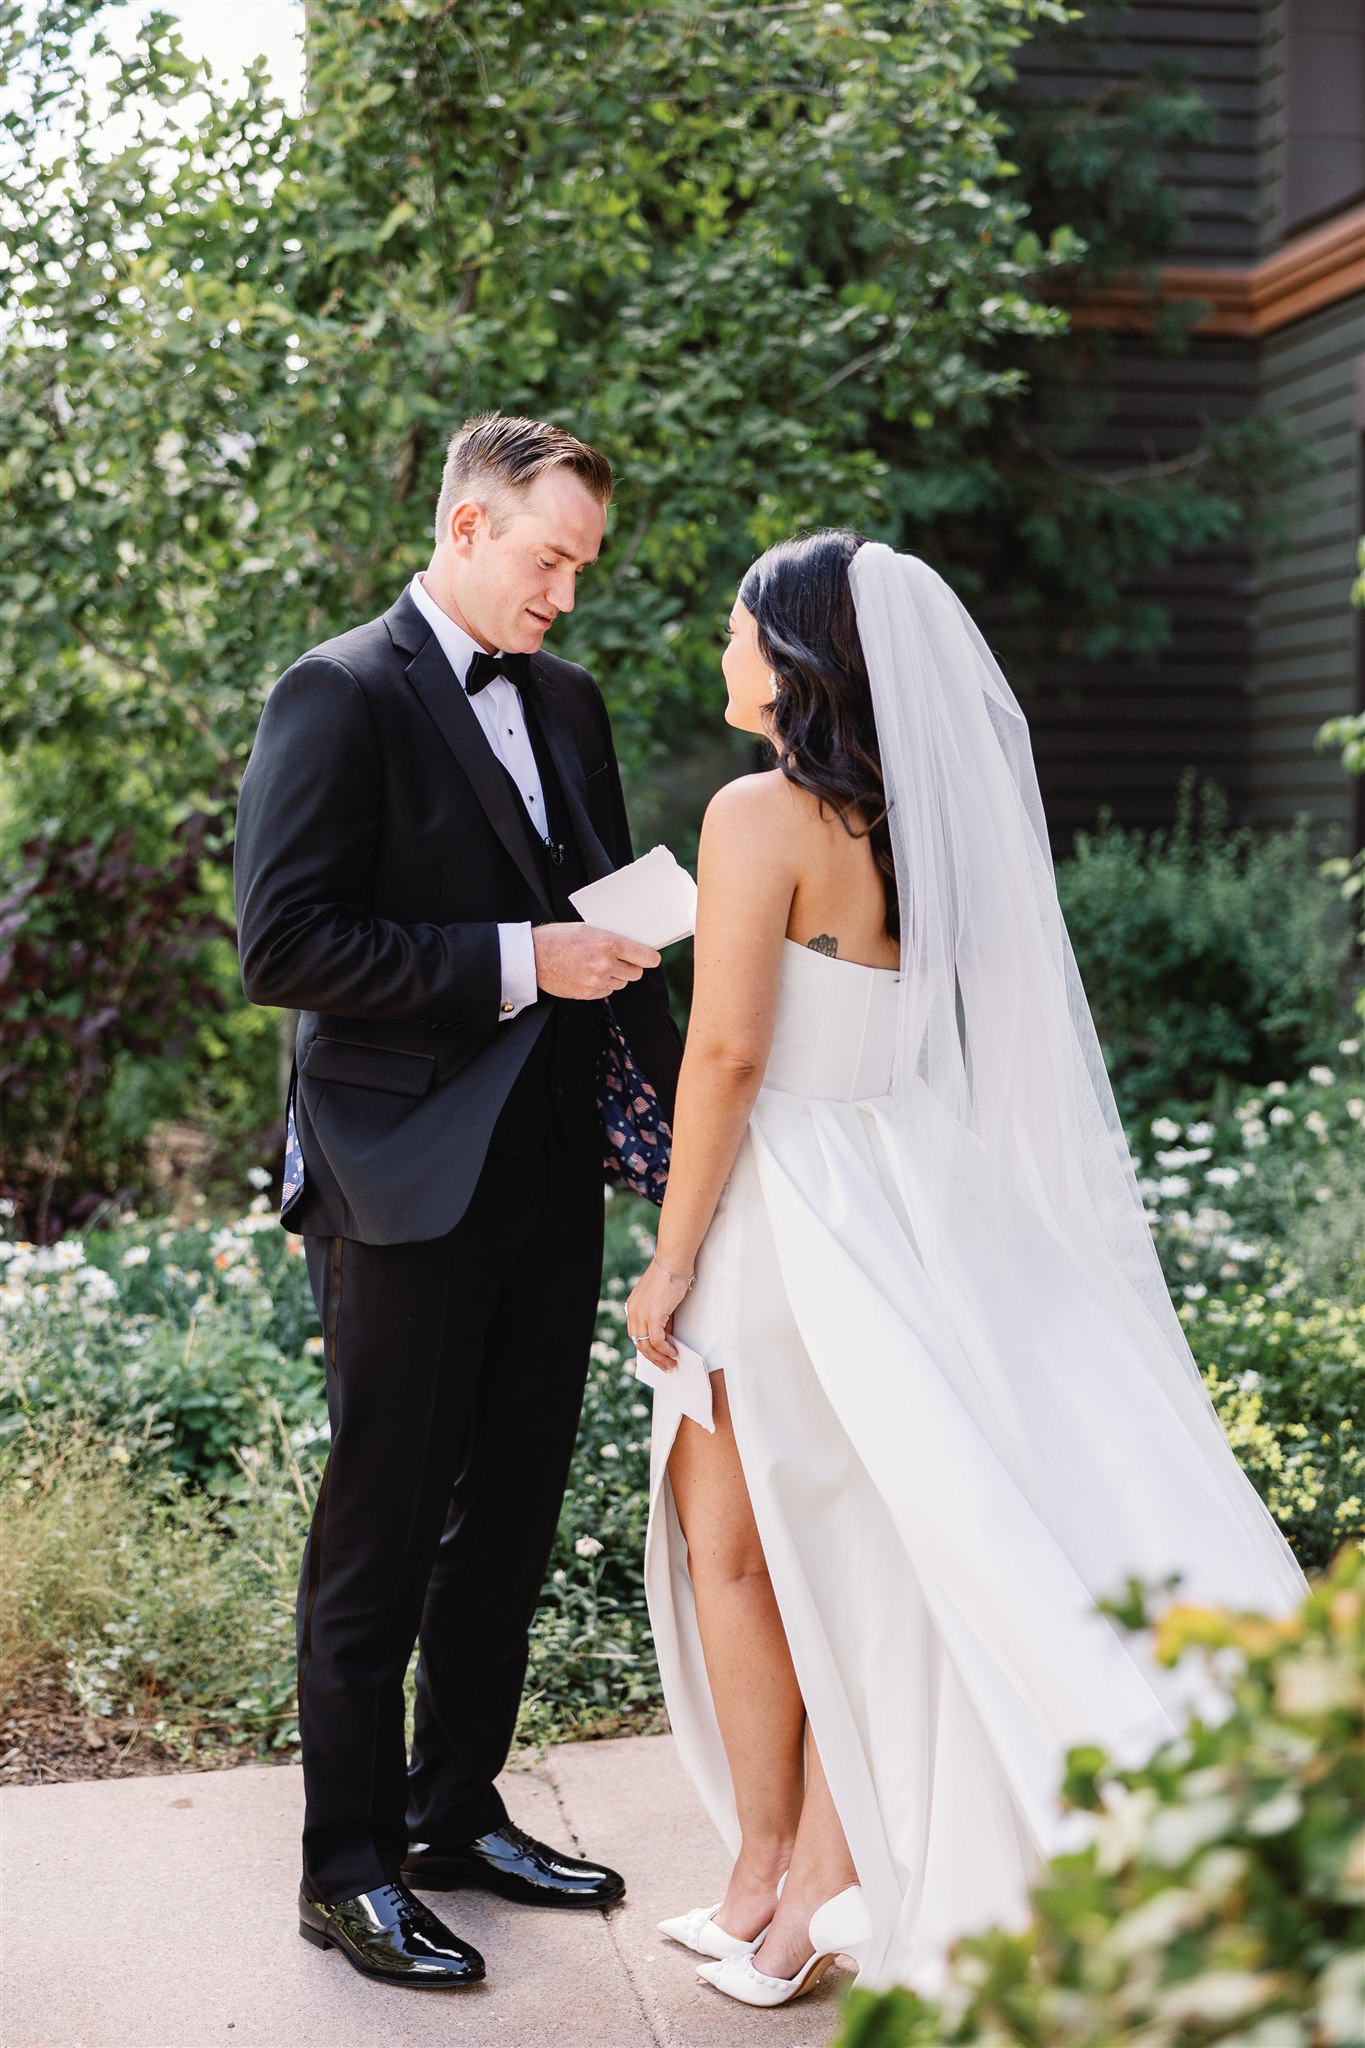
[454,468,607,655]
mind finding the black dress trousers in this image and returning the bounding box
[298,1094,604,1902]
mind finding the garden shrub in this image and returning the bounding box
[1057,777,1353,1117]
[0,1186,667,1753]
[836,1542,1365,2048]
[0,1434,306,1757]
[2,1058,1359,1752]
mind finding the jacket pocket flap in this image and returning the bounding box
[301,1036,436,1098]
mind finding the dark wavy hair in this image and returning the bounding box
[738,529,897,941]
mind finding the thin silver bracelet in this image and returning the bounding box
[652,1255,697,1288]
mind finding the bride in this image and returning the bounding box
[625,533,1308,2008]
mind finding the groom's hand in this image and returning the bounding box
[532,923,661,1000]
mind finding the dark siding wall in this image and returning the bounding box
[1010,2,1361,845]
[1282,0,1365,235]
[1014,0,1269,263]
[1249,294,1365,837]
[1258,0,1286,257]
[1024,338,1258,845]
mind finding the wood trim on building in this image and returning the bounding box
[1071,201,1365,337]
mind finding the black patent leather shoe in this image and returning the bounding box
[403,1822,626,1908]
[297,1881,485,1986]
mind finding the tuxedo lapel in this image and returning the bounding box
[402,629,553,916]
[528,659,615,884]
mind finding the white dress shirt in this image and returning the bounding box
[408,574,540,1021]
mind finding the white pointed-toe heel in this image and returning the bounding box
[656,1902,767,1960]
[695,1884,871,2007]
[658,1870,785,1960]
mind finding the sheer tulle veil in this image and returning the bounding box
[848,542,1305,1616]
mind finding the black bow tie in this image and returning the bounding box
[466,649,532,695]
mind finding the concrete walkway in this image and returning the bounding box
[2,1734,855,2047]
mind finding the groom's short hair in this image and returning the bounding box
[434,413,613,543]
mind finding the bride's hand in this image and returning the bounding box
[626,1258,692,1370]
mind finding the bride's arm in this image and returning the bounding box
[628,774,797,1366]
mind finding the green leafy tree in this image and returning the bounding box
[2,0,1077,787]
[1,0,1079,1215]
[0,0,1311,1216]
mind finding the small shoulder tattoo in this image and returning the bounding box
[806,933,839,957]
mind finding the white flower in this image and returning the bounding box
[1241,1120,1268,1148]
[1237,1097,1264,1119]
[552,1569,567,1585]
[1205,1165,1241,1190]
[1237,1370,1261,1391]
[120,1245,151,1268]
[1339,1037,1359,1057]
[629,1403,648,1420]
[1156,1175,1191,1198]
[1303,1110,1329,1138]
[303,1335,325,1356]
[1269,1106,1294,1127]
[1150,1117,1182,1143]
[589,1340,621,1366]
[599,1442,621,1460]
[1156,1147,1211,1169]
[246,1166,272,1190]
[1183,1283,1207,1301]
[574,1535,603,1559]
[1314,1187,1333,1204]
[1308,1065,1334,1086]
[1346,1098,1363,1122]
[1266,1080,1288,1098]
[1186,1121,1215,1143]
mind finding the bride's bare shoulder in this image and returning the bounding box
[702,769,810,837]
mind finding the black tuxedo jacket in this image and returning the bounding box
[233,587,682,1244]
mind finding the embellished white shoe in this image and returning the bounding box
[694,1884,871,2006]
[657,1870,785,1960]
[656,1901,767,1960]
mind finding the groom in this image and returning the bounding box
[234,413,681,1988]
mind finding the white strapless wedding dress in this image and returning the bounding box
[643,938,1306,1996]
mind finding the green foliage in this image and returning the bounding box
[1313,539,1365,1028]
[0,1433,307,1757]
[0,814,246,1241]
[836,1543,1365,2048]
[1,0,1075,790]
[1194,1294,1363,1573]
[1,3,1315,1218]
[1057,779,1353,1116]
[5,1040,1362,1755]
[0,1182,668,1749]
[1130,1058,1365,1572]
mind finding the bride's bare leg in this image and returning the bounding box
[667,1369,804,1940]
[750,1725,859,1980]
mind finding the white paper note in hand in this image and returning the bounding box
[569,845,697,950]
[634,1336,715,1434]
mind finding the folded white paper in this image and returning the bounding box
[633,1335,715,1434]
[569,844,698,949]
